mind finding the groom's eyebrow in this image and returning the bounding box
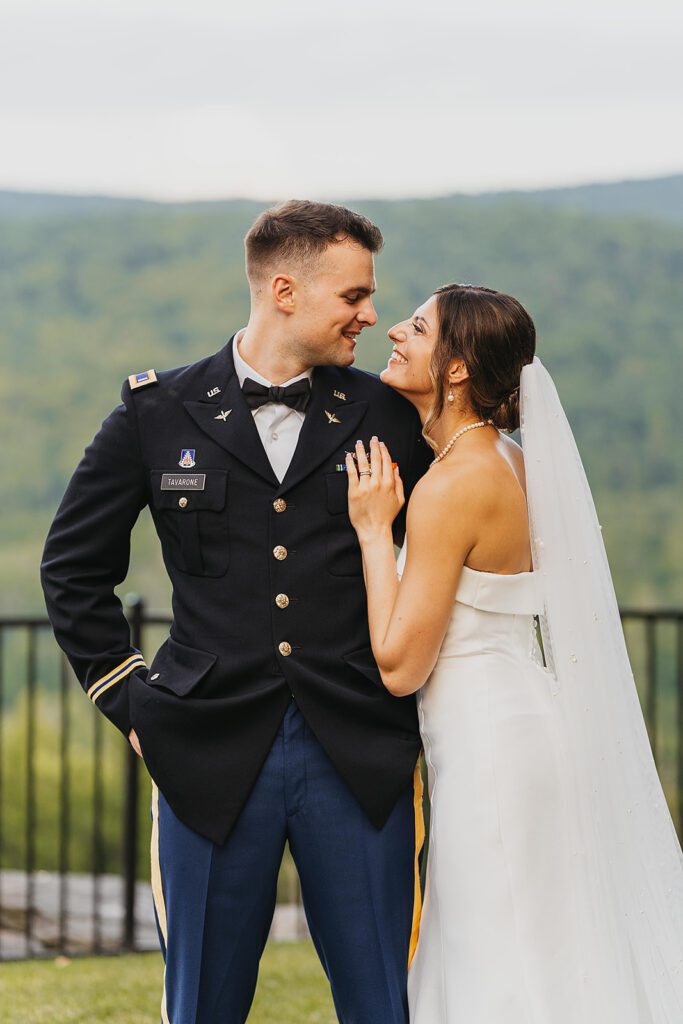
[340,285,376,296]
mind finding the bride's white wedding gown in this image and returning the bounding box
[398,360,683,1021]
[400,546,587,1023]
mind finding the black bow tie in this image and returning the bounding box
[241,376,311,412]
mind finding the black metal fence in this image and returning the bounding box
[0,597,164,960]
[0,599,681,961]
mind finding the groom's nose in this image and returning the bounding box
[356,298,378,327]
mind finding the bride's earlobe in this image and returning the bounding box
[448,358,470,388]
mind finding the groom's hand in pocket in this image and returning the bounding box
[128,728,143,758]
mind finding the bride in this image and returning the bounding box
[345,283,683,1022]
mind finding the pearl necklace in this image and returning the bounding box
[430,419,494,466]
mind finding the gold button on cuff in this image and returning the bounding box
[278,641,292,657]
[275,593,290,609]
[178,497,188,509]
[273,498,287,513]
[273,545,287,561]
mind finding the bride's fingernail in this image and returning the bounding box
[371,435,378,442]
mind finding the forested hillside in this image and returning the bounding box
[2,179,682,612]
[470,173,683,222]
[1,173,681,221]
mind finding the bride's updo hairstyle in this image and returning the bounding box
[427,284,536,438]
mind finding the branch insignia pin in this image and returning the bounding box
[325,410,342,425]
[214,410,232,421]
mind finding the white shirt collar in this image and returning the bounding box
[232,330,313,389]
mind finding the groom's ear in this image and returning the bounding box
[448,358,469,385]
[271,274,296,314]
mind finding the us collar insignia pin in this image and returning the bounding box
[207,387,221,398]
[214,409,231,421]
[333,390,347,401]
[325,410,341,424]
[179,449,196,468]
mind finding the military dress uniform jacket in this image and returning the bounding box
[41,337,431,845]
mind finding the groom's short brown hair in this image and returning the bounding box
[245,199,383,283]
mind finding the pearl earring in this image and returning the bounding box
[447,384,455,404]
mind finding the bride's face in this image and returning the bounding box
[380,294,438,402]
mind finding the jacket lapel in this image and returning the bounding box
[182,340,369,493]
[278,366,368,495]
[182,341,280,488]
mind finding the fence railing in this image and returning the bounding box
[0,598,681,961]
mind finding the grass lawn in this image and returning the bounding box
[0,943,337,1023]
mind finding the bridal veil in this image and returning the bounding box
[521,357,683,1020]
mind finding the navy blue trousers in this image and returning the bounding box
[150,701,423,1024]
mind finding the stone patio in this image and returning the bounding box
[0,870,309,959]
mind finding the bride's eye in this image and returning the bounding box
[412,320,423,334]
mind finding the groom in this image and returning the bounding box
[41,200,430,1023]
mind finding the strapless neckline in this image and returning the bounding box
[456,563,542,614]
[461,564,534,579]
[395,542,542,615]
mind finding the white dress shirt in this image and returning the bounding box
[233,331,313,483]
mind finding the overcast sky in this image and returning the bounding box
[2,0,681,200]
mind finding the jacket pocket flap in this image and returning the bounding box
[342,646,384,689]
[325,472,351,515]
[150,470,228,511]
[147,637,217,696]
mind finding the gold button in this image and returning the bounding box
[273,498,287,513]
[278,641,292,657]
[275,593,290,609]
[178,497,188,509]
[273,545,287,561]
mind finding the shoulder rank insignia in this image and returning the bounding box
[325,410,342,424]
[128,369,157,391]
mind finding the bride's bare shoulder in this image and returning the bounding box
[497,432,527,490]
[407,453,498,524]
[498,431,524,462]
[408,434,525,522]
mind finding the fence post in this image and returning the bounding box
[123,593,144,951]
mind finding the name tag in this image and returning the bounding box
[160,473,206,490]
